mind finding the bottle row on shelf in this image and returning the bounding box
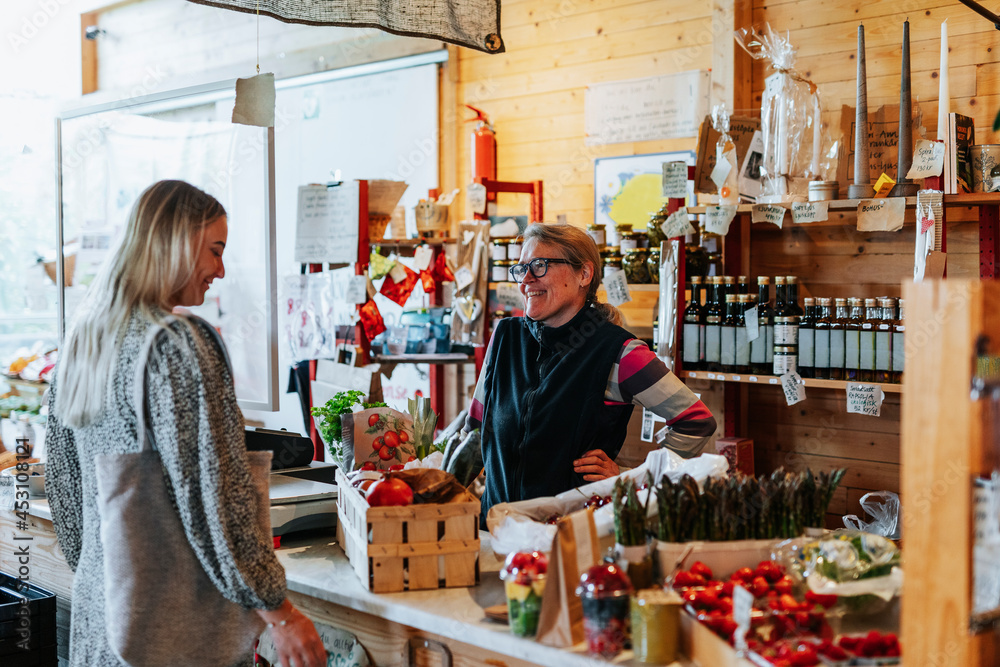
[681,275,906,384]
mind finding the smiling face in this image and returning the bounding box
[517,237,593,328]
[171,215,227,308]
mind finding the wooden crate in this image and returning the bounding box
[335,468,480,593]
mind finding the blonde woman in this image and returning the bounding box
[46,180,325,667]
[467,223,717,517]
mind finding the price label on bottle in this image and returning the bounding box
[745,305,759,342]
[780,372,806,406]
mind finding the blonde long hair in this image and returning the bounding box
[521,223,624,326]
[55,180,225,428]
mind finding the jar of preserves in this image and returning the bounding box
[507,239,522,260]
[603,250,622,277]
[619,230,639,252]
[646,248,660,284]
[612,223,633,249]
[646,207,668,249]
[492,259,515,282]
[634,230,649,250]
[622,249,650,284]
[587,223,607,248]
[491,238,511,261]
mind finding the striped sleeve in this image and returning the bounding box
[606,339,717,457]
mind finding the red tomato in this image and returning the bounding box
[384,431,400,448]
[773,575,794,595]
[398,430,410,443]
[750,576,770,597]
[731,567,754,583]
[360,461,376,471]
[378,445,393,460]
[367,414,380,427]
[366,476,413,506]
[372,436,385,451]
[388,464,405,471]
[406,455,416,462]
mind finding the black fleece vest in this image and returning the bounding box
[480,307,636,516]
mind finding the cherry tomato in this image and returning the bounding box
[378,445,393,460]
[398,430,410,443]
[367,414,380,427]
[372,436,385,451]
[384,431,400,448]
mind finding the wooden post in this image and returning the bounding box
[902,280,1000,665]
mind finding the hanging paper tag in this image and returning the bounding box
[641,408,655,442]
[232,72,276,127]
[710,153,734,190]
[467,183,487,215]
[345,275,368,304]
[846,383,884,417]
[662,161,689,198]
[388,262,408,283]
[414,245,434,271]
[791,201,828,224]
[704,206,738,235]
[495,282,524,310]
[751,204,785,228]
[733,585,753,652]
[857,198,905,232]
[454,265,474,291]
[907,140,946,179]
[603,269,632,307]
[745,305,759,342]
[663,209,695,238]
[780,372,806,406]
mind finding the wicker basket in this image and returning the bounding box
[335,468,480,592]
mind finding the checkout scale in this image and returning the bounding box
[245,427,339,536]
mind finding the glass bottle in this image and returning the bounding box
[813,297,832,380]
[735,294,751,374]
[845,298,864,382]
[704,277,723,372]
[829,298,849,381]
[750,277,774,375]
[773,314,799,375]
[785,276,805,317]
[737,275,750,295]
[797,297,816,379]
[721,294,738,373]
[892,298,905,384]
[859,298,878,382]
[722,275,735,302]
[875,297,896,384]
[682,277,704,371]
[773,276,788,316]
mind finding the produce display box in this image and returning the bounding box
[655,538,778,580]
[335,468,480,593]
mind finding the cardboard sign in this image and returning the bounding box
[846,383,884,417]
[857,198,905,232]
[603,269,632,306]
[663,209,696,238]
[791,201,828,224]
[703,205,738,236]
[751,204,785,228]
[907,140,946,179]
[839,103,911,187]
[745,305,759,342]
[662,161,689,198]
[780,372,806,406]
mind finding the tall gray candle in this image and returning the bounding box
[848,24,873,200]
[891,20,918,197]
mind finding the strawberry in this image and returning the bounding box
[690,561,714,580]
[750,575,771,597]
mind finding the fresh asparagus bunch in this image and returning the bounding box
[656,467,847,543]
[612,477,649,547]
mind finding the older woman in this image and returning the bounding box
[467,223,717,516]
[46,180,325,667]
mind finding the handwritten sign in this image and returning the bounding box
[857,198,905,232]
[846,383,884,417]
[603,269,632,306]
[294,182,361,264]
[663,209,695,238]
[745,306,759,342]
[662,161,689,198]
[494,282,524,310]
[466,182,487,215]
[704,205,738,236]
[751,204,786,228]
[710,155,733,190]
[345,275,368,304]
[780,372,806,406]
[907,140,946,179]
[791,201,828,224]
[585,70,710,145]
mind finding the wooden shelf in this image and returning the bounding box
[370,238,457,247]
[685,192,1000,214]
[371,353,474,365]
[681,370,903,393]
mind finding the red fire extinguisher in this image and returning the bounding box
[466,104,497,200]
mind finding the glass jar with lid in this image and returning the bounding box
[646,248,660,284]
[587,223,607,248]
[646,207,668,249]
[492,238,512,261]
[622,248,650,284]
[603,249,623,277]
[619,230,639,252]
[612,223,633,249]
[492,259,515,282]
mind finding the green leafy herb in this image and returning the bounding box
[310,390,386,460]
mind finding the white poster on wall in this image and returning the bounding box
[294,182,361,264]
[584,70,711,145]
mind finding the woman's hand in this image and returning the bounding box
[257,599,326,667]
[573,449,619,481]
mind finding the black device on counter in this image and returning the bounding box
[244,428,314,470]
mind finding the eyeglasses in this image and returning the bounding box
[509,257,575,283]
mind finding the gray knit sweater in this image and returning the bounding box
[46,308,286,666]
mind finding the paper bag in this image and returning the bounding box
[535,508,601,648]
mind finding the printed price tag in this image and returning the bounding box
[414,245,434,271]
[662,208,695,238]
[494,282,524,309]
[710,157,733,190]
[454,265,474,291]
[780,372,806,406]
[745,305,759,342]
[791,201,829,224]
[345,275,368,304]
[857,198,905,232]
[751,204,785,228]
[388,262,408,283]
[603,269,632,307]
[641,408,655,442]
[733,584,753,651]
[907,140,946,179]
[846,383,884,417]
[662,161,689,198]
[704,206,738,236]
[466,183,487,215]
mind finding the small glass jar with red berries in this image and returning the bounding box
[576,558,634,658]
